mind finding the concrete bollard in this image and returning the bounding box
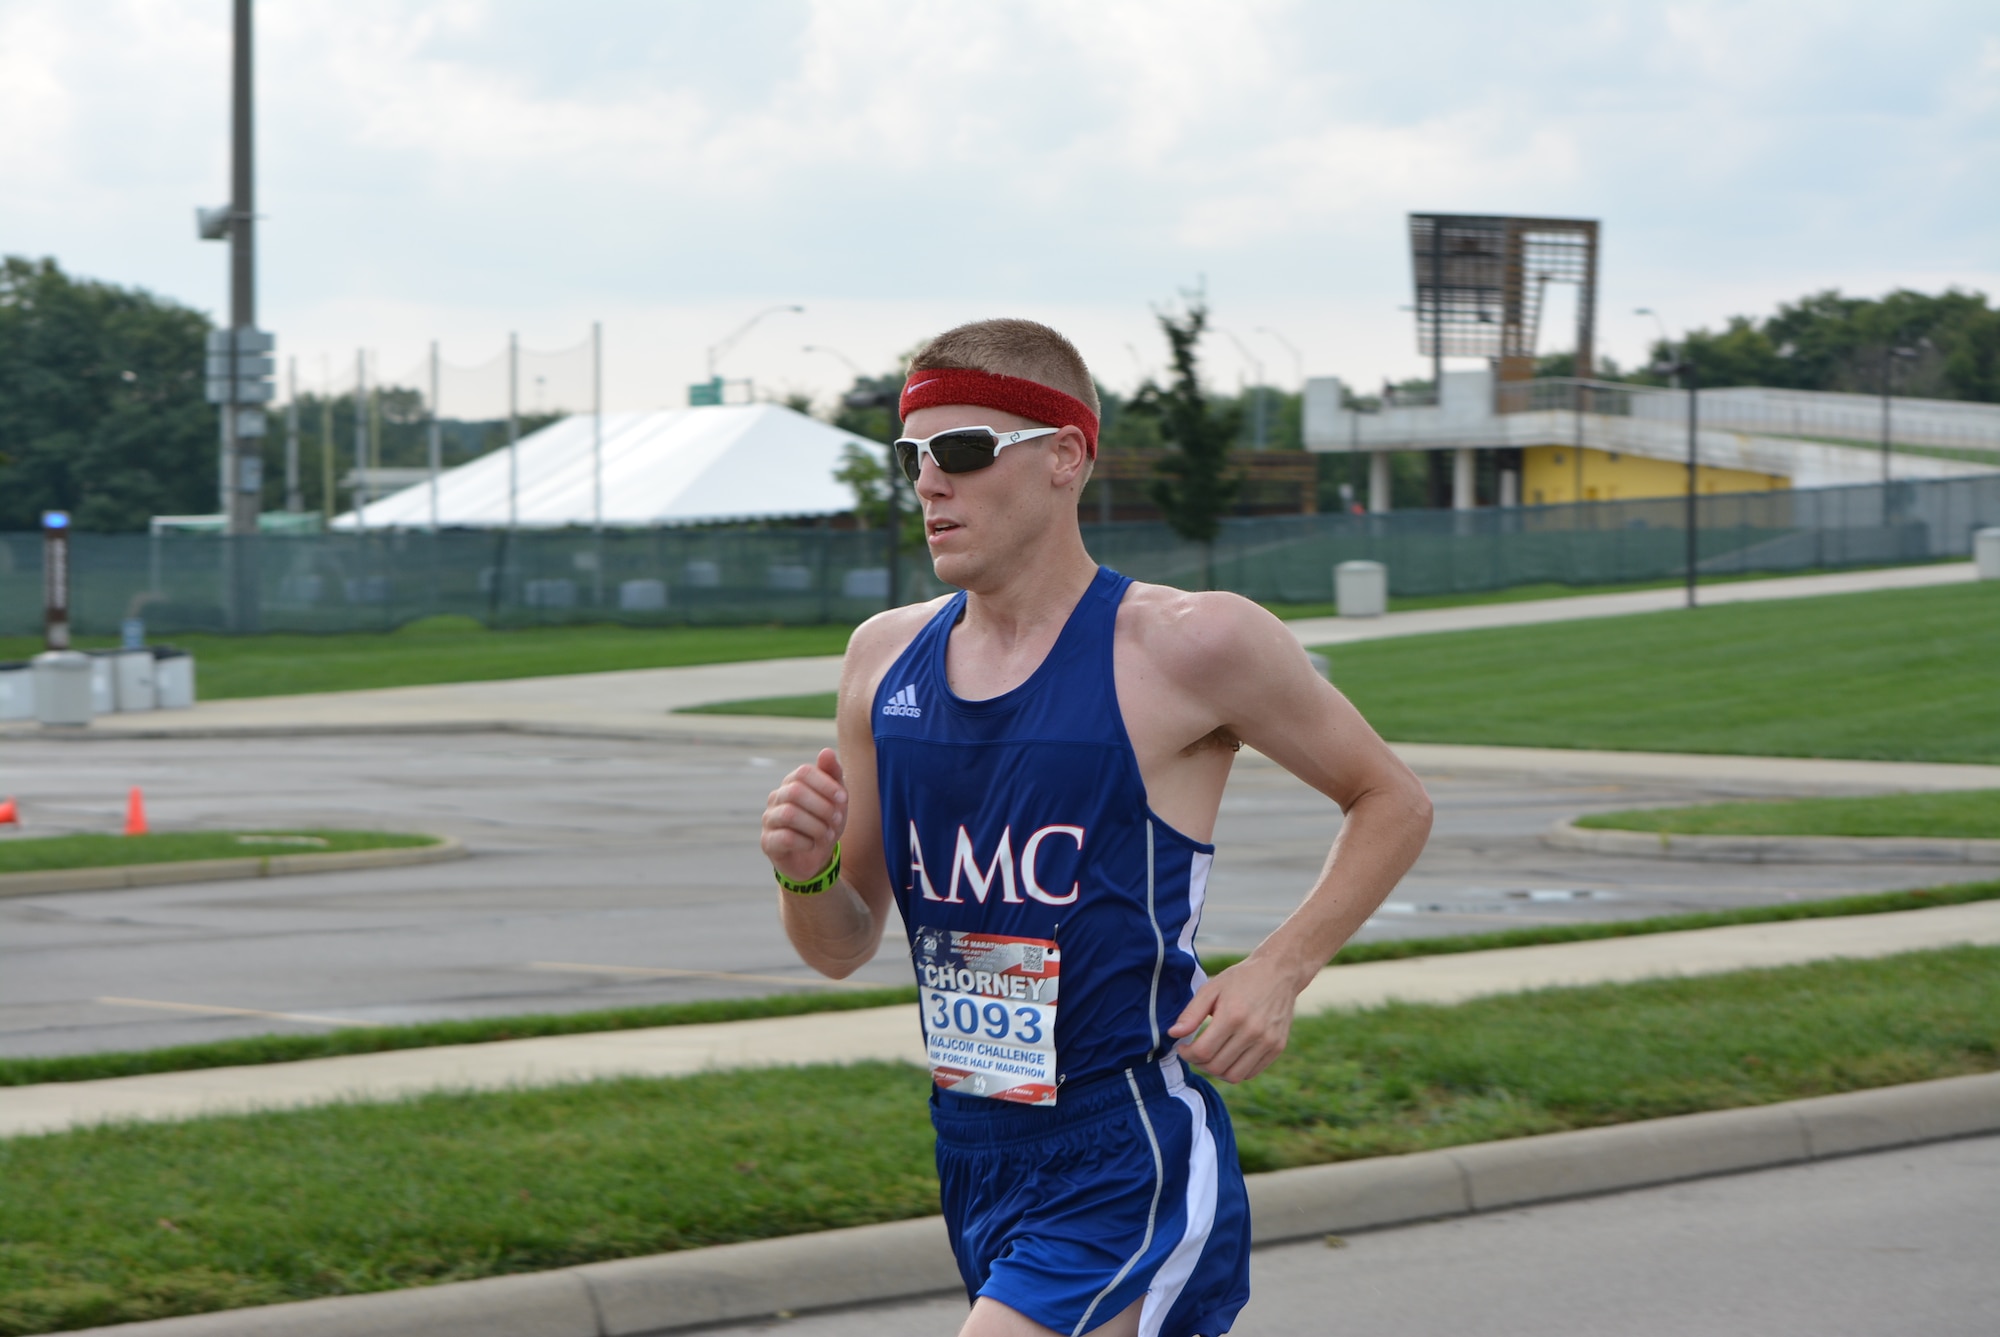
[152,647,197,710]
[1976,527,2000,581]
[111,649,156,711]
[1336,560,1387,618]
[0,661,32,721]
[32,650,93,727]
[86,653,115,714]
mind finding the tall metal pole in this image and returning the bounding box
[223,0,258,538]
[428,340,442,531]
[353,350,368,533]
[284,356,300,512]
[1880,346,1893,488]
[319,381,334,523]
[507,331,520,531]
[592,321,604,533]
[1685,360,1700,610]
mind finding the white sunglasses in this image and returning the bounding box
[893,426,1061,482]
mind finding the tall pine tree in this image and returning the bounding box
[1129,296,1241,586]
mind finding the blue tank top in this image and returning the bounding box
[873,565,1215,1106]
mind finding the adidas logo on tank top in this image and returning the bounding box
[881,684,922,718]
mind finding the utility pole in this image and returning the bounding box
[508,331,520,530]
[319,382,334,523]
[1684,358,1699,609]
[197,0,273,627]
[284,356,301,512]
[1650,352,1700,608]
[353,351,368,533]
[1878,342,1921,523]
[428,341,442,531]
[592,321,604,533]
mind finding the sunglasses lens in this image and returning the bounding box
[895,429,1000,482]
[929,429,999,474]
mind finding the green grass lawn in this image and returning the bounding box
[8,563,1953,704]
[7,880,1993,1087]
[684,583,2000,763]
[1314,581,2000,764]
[0,831,437,876]
[2,945,1992,1335]
[0,619,854,701]
[676,691,838,718]
[1580,790,2000,839]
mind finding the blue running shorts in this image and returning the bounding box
[931,1055,1251,1337]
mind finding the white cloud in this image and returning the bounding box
[0,0,1994,409]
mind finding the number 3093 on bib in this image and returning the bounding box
[913,929,1061,1105]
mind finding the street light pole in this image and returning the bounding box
[1684,358,1699,610]
[1255,327,1306,388]
[224,0,257,540]
[1219,329,1267,449]
[1651,352,1699,608]
[1635,308,1676,388]
[192,0,277,628]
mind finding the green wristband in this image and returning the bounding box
[775,841,842,895]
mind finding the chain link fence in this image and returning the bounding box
[4,474,1997,638]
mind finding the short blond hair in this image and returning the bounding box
[907,318,1100,418]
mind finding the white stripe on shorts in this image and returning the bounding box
[1072,1068,1167,1336]
[1139,1057,1220,1337]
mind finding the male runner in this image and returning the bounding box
[759,319,1432,1337]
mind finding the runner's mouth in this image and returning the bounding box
[928,518,962,538]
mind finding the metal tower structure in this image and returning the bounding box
[1408,214,1599,387]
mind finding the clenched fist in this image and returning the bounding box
[760,748,849,883]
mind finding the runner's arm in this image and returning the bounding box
[1168,598,1433,1082]
[760,614,911,978]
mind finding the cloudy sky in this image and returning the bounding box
[3,0,1996,414]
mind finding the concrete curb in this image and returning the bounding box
[0,837,466,899]
[65,1071,2000,1337]
[1545,816,2000,865]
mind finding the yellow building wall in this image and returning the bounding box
[1521,445,1789,506]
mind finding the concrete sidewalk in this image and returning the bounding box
[1283,560,1974,645]
[7,561,1971,744]
[6,899,1995,1141]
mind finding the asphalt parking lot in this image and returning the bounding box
[0,732,1971,1057]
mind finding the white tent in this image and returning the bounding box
[332,404,876,530]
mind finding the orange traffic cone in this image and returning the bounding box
[0,797,16,826]
[123,787,149,837]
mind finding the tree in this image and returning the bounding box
[1630,287,2000,402]
[1126,296,1241,583]
[0,256,217,532]
[830,371,921,545]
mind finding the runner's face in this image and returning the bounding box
[902,404,1075,588]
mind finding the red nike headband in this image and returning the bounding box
[899,367,1099,457]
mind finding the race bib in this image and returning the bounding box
[912,929,1061,1105]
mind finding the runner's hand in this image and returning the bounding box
[1167,957,1301,1084]
[761,748,848,884]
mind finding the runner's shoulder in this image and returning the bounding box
[843,596,953,682]
[1117,581,1293,683]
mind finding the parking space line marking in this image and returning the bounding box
[525,961,877,991]
[96,996,371,1027]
